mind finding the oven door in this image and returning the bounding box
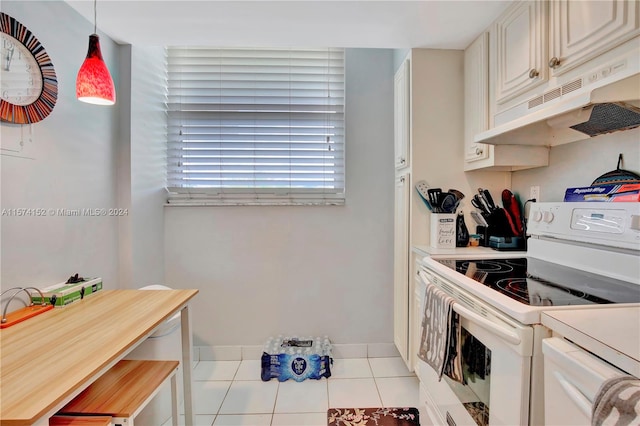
[417,266,534,426]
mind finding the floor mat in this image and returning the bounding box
[327,407,420,426]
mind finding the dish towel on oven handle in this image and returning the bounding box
[417,281,463,383]
[591,375,640,426]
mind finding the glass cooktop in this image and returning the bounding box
[436,258,640,307]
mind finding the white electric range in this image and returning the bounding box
[416,202,640,426]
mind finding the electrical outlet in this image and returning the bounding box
[530,186,540,201]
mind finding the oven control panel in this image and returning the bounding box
[527,202,640,249]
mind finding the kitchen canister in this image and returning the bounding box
[430,213,456,248]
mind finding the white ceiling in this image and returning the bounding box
[64,0,511,49]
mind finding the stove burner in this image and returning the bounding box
[496,279,529,298]
[495,277,589,305]
[504,258,527,267]
[459,260,514,273]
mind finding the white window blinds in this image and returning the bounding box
[166,47,345,205]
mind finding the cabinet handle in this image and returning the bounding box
[400,176,405,183]
[400,158,406,164]
[475,147,484,155]
[529,69,539,79]
[548,57,560,69]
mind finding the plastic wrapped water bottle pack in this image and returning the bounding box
[260,335,333,382]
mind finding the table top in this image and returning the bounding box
[0,289,198,426]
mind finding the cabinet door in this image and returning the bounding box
[410,260,424,373]
[464,33,491,165]
[394,172,410,364]
[394,59,410,170]
[550,0,640,76]
[494,0,548,105]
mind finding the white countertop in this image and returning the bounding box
[412,244,526,258]
[542,306,640,378]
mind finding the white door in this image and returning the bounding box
[394,59,410,170]
[543,337,625,426]
[549,0,640,76]
[394,172,410,364]
[493,0,548,105]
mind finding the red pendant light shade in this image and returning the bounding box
[76,34,115,105]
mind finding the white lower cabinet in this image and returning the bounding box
[543,337,625,425]
[409,260,423,372]
[420,382,445,426]
[393,172,410,364]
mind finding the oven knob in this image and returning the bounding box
[531,211,543,222]
[542,211,554,223]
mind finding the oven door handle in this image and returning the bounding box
[418,270,521,345]
[452,303,521,345]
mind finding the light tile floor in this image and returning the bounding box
[163,357,419,426]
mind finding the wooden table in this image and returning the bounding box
[0,289,198,426]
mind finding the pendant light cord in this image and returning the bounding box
[93,0,97,34]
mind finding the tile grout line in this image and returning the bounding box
[191,358,415,425]
[368,358,386,408]
[213,360,244,425]
[269,380,280,426]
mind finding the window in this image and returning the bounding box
[166,47,345,205]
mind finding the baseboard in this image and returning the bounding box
[195,343,399,361]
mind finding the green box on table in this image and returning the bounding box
[31,277,103,306]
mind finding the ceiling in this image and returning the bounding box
[64,0,511,49]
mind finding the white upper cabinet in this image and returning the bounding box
[492,0,639,112]
[465,33,490,164]
[465,32,549,171]
[549,0,640,76]
[493,1,549,105]
[394,59,410,170]
[477,0,640,146]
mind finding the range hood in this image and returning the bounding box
[475,73,640,146]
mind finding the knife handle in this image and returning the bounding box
[482,189,496,211]
[502,190,524,236]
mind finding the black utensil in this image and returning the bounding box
[472,194,490,215]
[439,192,457,214]
[448,189,465,202]
[471,196,483,211]
[482,189,496,211]
[477,188,494,212]
[428,188,442,212]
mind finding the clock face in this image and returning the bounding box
[0,12,57,124]
[1,33,44,106]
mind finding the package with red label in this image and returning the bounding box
[564,184,640,202]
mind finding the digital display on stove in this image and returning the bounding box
[436,258,640,307]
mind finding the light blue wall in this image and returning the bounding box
[1,1,120,289]
[165,49,396,346]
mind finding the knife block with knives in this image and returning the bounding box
[472,188,525,250]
